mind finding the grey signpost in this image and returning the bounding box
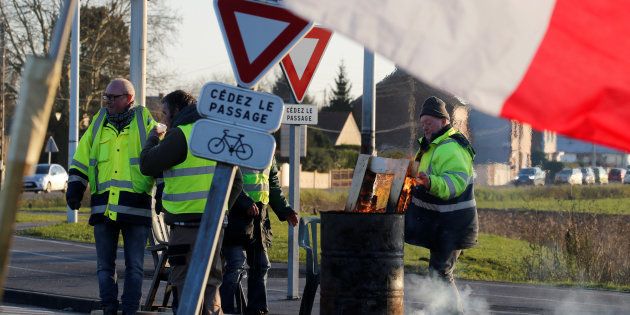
[178,83,284,315]
[44,136,59,165]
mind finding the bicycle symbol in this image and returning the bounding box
[208,129,254,160]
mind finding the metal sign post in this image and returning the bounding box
[287,94,300,299]
[176,163,237,315]
[178,82,284,314]
[44,136,59,165]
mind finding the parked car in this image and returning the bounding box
[592,167,608,184]
[554,168,583,185]
[514,167,546,186]
[624,170,630,184]
[23,163,68,193]
[580,167,595,185]
[608,168,627,183]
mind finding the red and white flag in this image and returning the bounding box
[284,0,630,152]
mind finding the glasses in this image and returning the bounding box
[102,94,128,101]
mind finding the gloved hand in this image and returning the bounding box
[67,198,81,210]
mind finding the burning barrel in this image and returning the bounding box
[320,212,404,314]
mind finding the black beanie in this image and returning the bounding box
[419,96,450,120]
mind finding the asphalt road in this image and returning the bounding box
[3,235,630,314]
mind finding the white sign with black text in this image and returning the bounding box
[197,82,284,133]
[189,119,276,170]
[282,104,318,125]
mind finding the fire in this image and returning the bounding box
[396,176,414,214]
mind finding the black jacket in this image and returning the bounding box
[224,158,296,248]
[140,105,248,225]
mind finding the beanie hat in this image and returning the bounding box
[419,96,450,120]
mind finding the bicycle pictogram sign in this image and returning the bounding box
[207,129,254,160]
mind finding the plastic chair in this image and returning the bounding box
[298,216,320,315]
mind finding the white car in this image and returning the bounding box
[624,169,630,184]
[23,163,68,193]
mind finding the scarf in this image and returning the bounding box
[106,106,135,131]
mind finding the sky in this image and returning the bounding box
[150,0,396,105]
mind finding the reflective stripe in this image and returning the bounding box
[135,107,147,148]
[71,159,88,172]
[90,205,151,217]
[91,108,107,144]
[98,180,134,191]
[89,159,97,166]
[443,175,456,199]
[91,205,107,214]
[411,197,476,213]
[162,191,208,202]
[130,158,140,165]
[244,183,269,192]
[445,171,470,184]
[163,166,216,178]
[68,175,88,186]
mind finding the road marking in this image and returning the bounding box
[10,249,93,263]
[14,235,96,250]
[8,266,84,277]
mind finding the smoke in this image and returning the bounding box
[553,291,629,315]
[404,274,489,315]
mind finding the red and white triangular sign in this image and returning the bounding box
[214,0,313,88]
[280,27,333,103]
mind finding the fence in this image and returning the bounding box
[278,164,353,189]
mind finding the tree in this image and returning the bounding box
[0,0,178,166]
[324,60,352,112]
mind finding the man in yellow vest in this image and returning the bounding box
[66,78,157,315]
[220,159,299,315]
[405,96,478,314]
[140,90,246,314]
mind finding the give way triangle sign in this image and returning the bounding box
[214,0,313,88]
[280,26,332,103]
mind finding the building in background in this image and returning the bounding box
[469,109,532,186]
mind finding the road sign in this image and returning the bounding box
[214,0,313,88]
[282,104,318,125]
[190,119,276,170]
[197,82,285,133]
[44,136,59,153]
[281,27,332,103]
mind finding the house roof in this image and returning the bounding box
[314,111,356,145]
[350,69,467,153]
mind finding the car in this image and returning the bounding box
[608,168,626,183]
[580,167,595,185]
[592,167,608,184]
[624,169,630,184]
[554,168,583,185]
[514,167,546,186]
[23,163,68,193]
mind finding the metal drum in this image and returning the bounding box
[320,212,404,315]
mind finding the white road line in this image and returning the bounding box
[14,236,95,250]
[8,266,84,277]
[10,249,93,263]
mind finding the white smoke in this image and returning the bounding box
[553,291,629,315]
[404,274,489,315]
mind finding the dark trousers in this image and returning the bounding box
[94,221,150,314]
[221,242,271,314]
[428,249,463,314]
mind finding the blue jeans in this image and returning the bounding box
[94,221,150,314]
[221,244,271,314]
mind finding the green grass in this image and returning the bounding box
[17,221,95,243]
[16,212,67,223]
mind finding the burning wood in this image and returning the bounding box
[345,155,417,214]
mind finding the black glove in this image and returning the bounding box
[67,198,81,210]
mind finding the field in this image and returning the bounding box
[15,185,630,290]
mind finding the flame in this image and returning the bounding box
[396,176,415,213]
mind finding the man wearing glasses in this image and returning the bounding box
[66,78,157,315]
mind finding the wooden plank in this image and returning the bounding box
[344,154,371,212]
[386,159,414,213]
